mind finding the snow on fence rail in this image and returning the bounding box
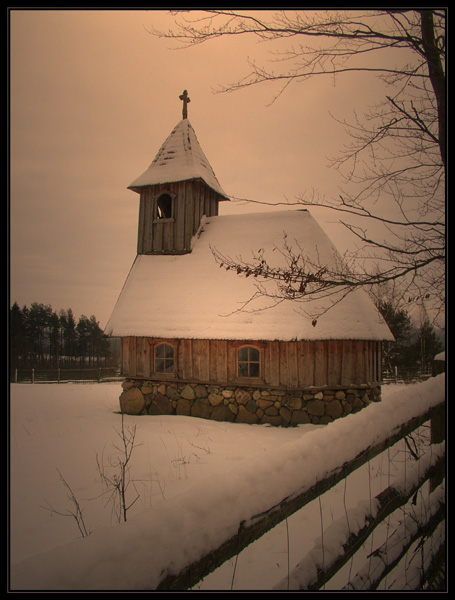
[160,401,445,591]
[273,438,445,591]
[10,375,445,591]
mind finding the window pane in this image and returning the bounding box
[249,347,260,362]
[238,347,249,362]
[249,362,260,378]
[163,358,174,373]
[155,344,174,373]
[156,344,173,358]
[238,362,249,378]
[238,346,260,378]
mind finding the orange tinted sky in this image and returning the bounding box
[10,9,390,327]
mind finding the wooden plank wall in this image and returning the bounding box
[137,181,221,254]
[122,338,383,388]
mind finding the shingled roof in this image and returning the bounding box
[128,119,229,200]
[105,209,394,342]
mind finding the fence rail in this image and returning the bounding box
[12,367,122,384]
[9,377,445,591]
[158,400,446,591]
[383,366,432,384]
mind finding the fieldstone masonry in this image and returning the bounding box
[119,379,381,426]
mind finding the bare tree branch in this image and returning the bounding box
[151,10,445,321]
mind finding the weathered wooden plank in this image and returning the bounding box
[314,341,327,387]
[128,337,136,376]
[207,189,219,217]
[146,191,155,252]
[135,337,146,377]
[203,184,211,217]
[184,182,195,251]
[192,340,201,380]
[195,181,204,230]
[375,342,380,382]
[208,340,217,382]
[226,342,237,381]
[377,342,383,382]
[364,341,370,382]
[152,201,163,253]
[366,341,371,382]
[287,342,299,388]
[201,340,210,381]
[121,337,128,375]
[279,342,289,387]
[137,197,145,253]
[212,339,227,382]
[327,340,341,387]
[139,194,150,253]
[121,336,385,390]
[353,341,363,385]
[174,183,185,251]
[341,340,353,386]
[193,339,210,381]
[180,339,193,380]
[369,341,374,382]
[198,186,205,229]
[297,341,312,387]
[268,342,280,386]
[162,220,173,253]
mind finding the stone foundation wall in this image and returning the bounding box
[119,379,381,426]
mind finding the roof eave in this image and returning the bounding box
[127,177,230,201]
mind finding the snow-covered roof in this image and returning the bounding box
[105,210,393,341]
[128,119,229,200]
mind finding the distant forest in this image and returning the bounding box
[10,302,119,370]
[10,299,443,379]
[375,299,444,377]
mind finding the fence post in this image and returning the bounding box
[431,402,445,445]
[31,368,34,384]
[57,368,61,384]
[15,369,18,383]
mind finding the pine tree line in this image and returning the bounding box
[10,302,118,370]
[10,300,443,381]
[376,299,444,378]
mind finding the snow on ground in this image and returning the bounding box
[9,376,445,591]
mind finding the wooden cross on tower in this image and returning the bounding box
[179,89,191,119]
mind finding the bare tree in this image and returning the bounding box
[41,469,92,538]
[96,415,141,523]
[151,10,445,322]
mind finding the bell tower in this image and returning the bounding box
[128,91,229,255]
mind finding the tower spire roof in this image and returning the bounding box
[128,116,228,200]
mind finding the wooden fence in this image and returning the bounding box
[383,366,433,385]
[12,367,121,384]
[10,378,445,591]
[157,400,445,591]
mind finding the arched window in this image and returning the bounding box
[154,343,175,374]
[238,345,261,378]
[156,193,173,220]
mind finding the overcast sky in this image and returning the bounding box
[10,9,391,328]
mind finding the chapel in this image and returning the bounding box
[105,91,394,426]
